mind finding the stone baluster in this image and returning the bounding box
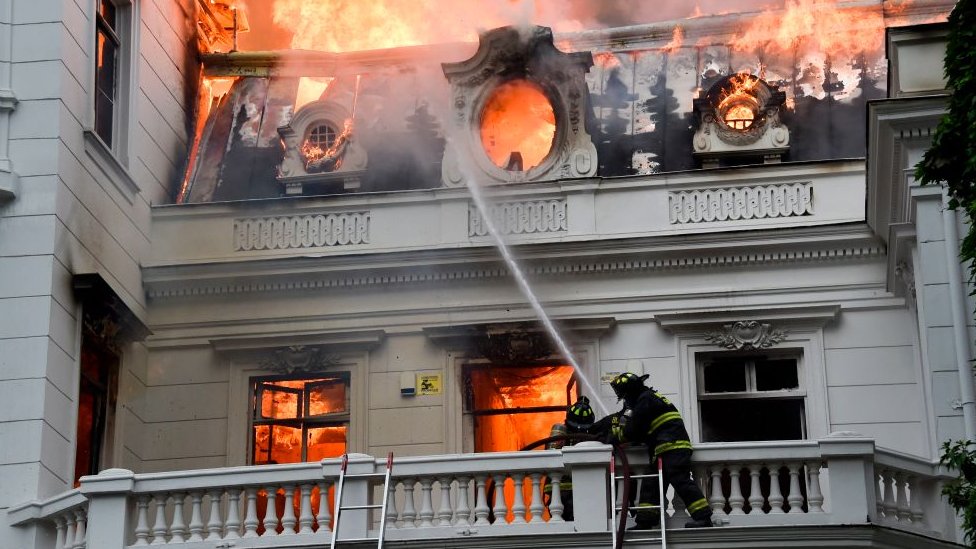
[401,479,417,528]
[907,475,925,527]
[62,512,76,549]
[875,472,885,519]
[787,464,804,514]
[242,488,259,538]
[53,515,67,549]
[133,496,151,545]
[747,465,764,514]
[768,466,785,513]
[491,474,508,525]
[708,468,726,516]
[151,494,168,544]
[511,473,527,524]
[385,482,397,529]
[728,468,746,515]
[280,486,297,534]
[473,475,490,526]
[316,481,332,532]
[170,493,187,542]
[882,470,897,522]
[895,472,911,522]
[528,473,544,523]
[418,478,435,527]
[548,472,564,523]
[806,463,825,513]
[224,489,242,539]
[437,477,453,526]
[71,509,86,549]
[187,492,205,541]
[299,484,315,533]
[206,490,223,540]
[455,476,472,526]
[263,487,279,536]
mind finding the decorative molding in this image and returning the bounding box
[476,328,554,363]
[259,345,342,374]
[894,261,917,306]
[669,183,813,224]
[148,244,885,299]
[73,273,151,349]
[234,212,370,251]
[704,321,789,350]
[210,330,386,353]
[469,199,567,237]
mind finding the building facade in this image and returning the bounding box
[0,1,970,548]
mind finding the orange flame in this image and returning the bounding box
[717,72,763,128]
[302,119,353,170]
[593,52,620,70]
[661,25,684,53]
[480,80,555,171]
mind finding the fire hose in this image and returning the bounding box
[521,435,632,549]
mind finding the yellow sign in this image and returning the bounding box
[417,374,441,395]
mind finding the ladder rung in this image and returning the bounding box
[337,504,384,510]
[615,474,660,480]
[614,504,663,511]
[332,536,380,543]
[342,472,389,479]
[625,536,663,542]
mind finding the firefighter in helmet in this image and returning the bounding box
[544,396,596,520]
[608,372,713,529]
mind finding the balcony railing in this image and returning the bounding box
[7,436,959,548]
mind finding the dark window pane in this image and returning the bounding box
[702,360,747,393]
[95,28,118,147]
[700,399,804,442]
[99,0,116,29]
[755,359,799,391]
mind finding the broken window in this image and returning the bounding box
[73,334,119,486]
[250,374,350,465]
[697,354,805,442]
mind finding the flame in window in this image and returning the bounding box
[480,80,555,172]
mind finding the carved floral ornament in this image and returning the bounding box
[704,321,788,350]
[260,345,341,375]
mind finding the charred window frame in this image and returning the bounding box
[73,334,120,486]
[306,123,338,151]
[249,373,351,465]
[696,352,806,443]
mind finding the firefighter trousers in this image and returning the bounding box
[633,448,711,525]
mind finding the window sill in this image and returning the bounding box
[83,130,139,204]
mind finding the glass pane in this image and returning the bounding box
[474,410,564,453]
[702,360,747,393]
[755,359,799,391]
[99,0,116,28]
[253,425,302,465]
[260,386,300,419]
[307,380,346,416]
[700,399,805,442]
[306,425,347,461]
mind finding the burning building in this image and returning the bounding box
[0,0,970,548]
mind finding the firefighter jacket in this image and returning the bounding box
[618,388,693,456]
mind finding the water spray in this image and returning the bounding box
[459,161,611,417]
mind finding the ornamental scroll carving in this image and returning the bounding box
[469,199,567,237]
[234,212,370,251]
[704,321,788,350]
[260,346,341,375]
[669,183,813,224]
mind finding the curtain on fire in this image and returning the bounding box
[466,364,578,522]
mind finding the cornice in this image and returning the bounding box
[145,226,885,300]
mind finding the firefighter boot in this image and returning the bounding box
[629,504,661,530]
[684,510,714,528]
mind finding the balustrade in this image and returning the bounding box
[6,438,959,548]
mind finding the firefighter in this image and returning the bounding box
[544,396,596,520]
[607,372,713,529]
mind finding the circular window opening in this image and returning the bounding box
[721,99,758,131]
[306,123,338,152]
[480,80,556,171]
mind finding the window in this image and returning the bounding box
[74,333,120,485]
[697,353,805,442]
[463,364,577,453]
[250,374,350,465]
[306,123,338,151]
[95,0,120,147]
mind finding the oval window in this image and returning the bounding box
[480,80,556,171]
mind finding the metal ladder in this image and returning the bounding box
[330,452,394,549]
[609,455,667,549]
